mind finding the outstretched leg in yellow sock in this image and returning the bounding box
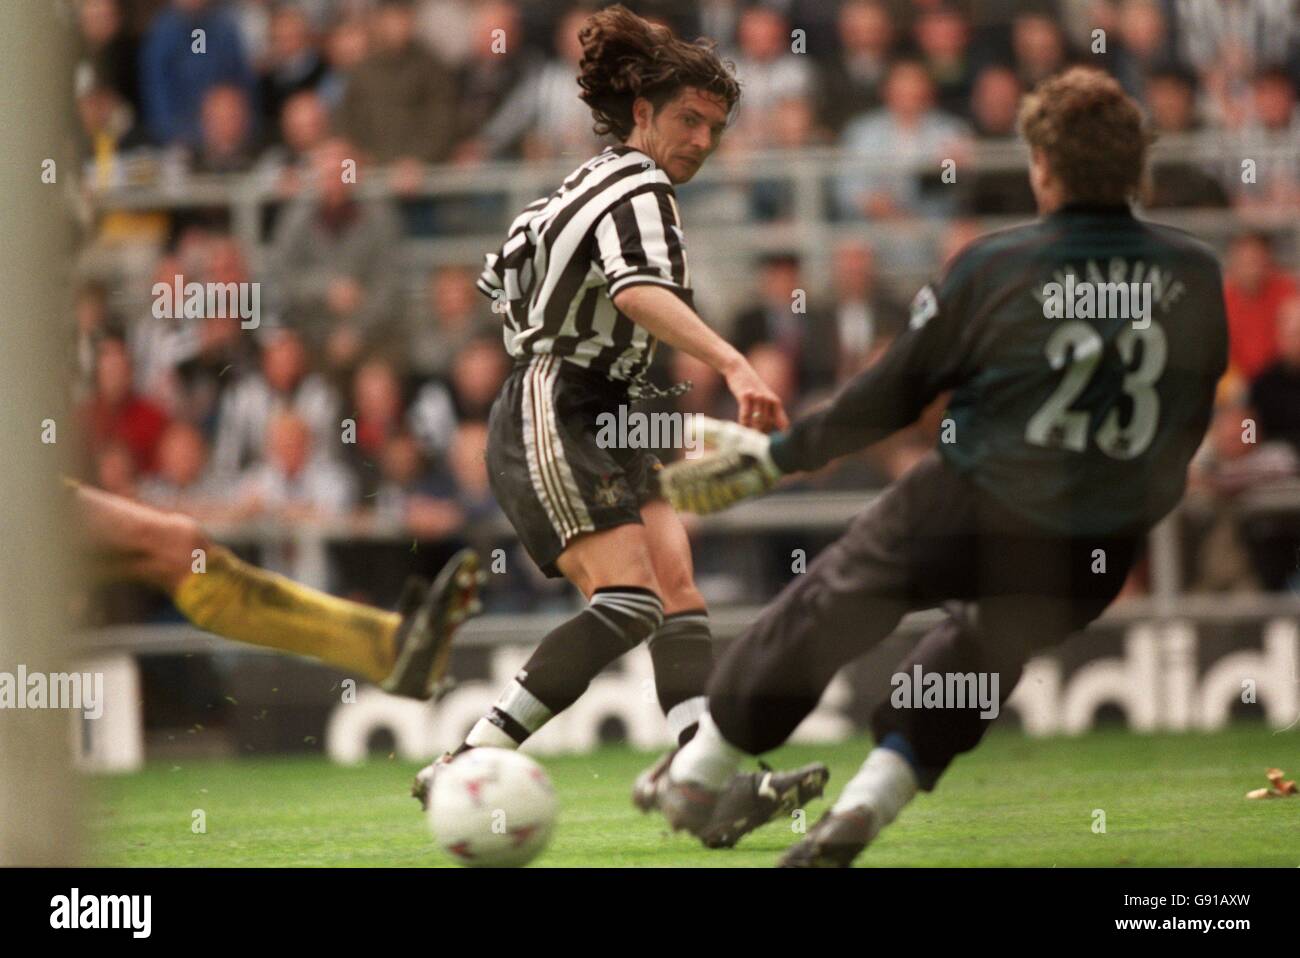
[74,482,399,682]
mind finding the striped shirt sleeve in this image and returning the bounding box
[592,186,692,305]
[477,251,503,298]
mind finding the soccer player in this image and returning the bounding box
[411,6,828,846]
[653,68,1230,865]
[74,480,480,699]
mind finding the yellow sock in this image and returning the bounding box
[172,546,400,684]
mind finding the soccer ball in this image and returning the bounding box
[428,748,557,867]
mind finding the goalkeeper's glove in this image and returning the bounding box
[660,416,785,515]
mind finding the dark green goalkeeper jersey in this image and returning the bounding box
[769,205,1229,537]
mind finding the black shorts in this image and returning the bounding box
[486,354,663,578]
[707,448,1148,768]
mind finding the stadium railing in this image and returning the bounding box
[83,133,1300,304]
[155,480,1300,606]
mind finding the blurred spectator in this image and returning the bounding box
[318,16,370,110]
[141,0,255,147]
[837,60,971,220]
[476,6,606,160]
[969,64,1021,138]
[236,410,357,518]
[132,237,256,431]
[1143,67,1230,209]
[729,6,817,149]
[1223,232,1299,380]
[914,3,977,120]
[817,0,896,135]
[79,334,170,476]
[73,281,122,400]
[1109,0,1179,100]
[257,2,327,139]
[411,264,496,376]
[1191,397,1300,496]
[829,240,907,380]
[212,327,340,481]
[269,138,404,365]
[445,420,498,522]
[373,432,464,538]
[257,90,332,196]
[447,335,510,421]
[769,94,824,149]
[348,356,407,465]
[1231,68,1300,212]
[408,375,459,457]
[95,441,139,499]
[413,0,478,67]
[75,0,141,122]
[74,82,146,189]
[137,421,227,515]
[749,95,828,220]
[962,65,1036,215]
[191,85,259,173]
[1146,65,1200,134]
[448,0,540,162]
[730,253,839,394]
[1176,0,1298,75]
[1248,295,1300,453]
[1188,396,1300,592]
[1011,10,1072,90]
[230,0,273,70]
[1247,68,1294,132]
[336,0,457,176]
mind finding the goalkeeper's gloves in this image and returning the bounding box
[659,416,786,515]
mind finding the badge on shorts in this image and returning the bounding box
[595,474,629,508]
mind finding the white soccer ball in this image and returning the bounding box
[428,748,558,867]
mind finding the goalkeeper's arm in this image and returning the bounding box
[662,281,973,514]
[661,358,931,514]
[767,278,971,474]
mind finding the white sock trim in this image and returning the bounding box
[464,717,518,750]
[831,747,918,825]
[495,679,553,733]
[665,695,707,742]
[668,712,745,791]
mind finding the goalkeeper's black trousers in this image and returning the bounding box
[707,449,1144,791]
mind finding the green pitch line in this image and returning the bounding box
[89,724,1298,867]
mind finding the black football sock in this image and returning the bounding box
[464,586,663,748]
[648,609,714,745]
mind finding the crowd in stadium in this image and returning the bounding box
[70,0,1300,610]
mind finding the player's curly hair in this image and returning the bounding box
[576,5,741,141]
[1018,67,1154,205]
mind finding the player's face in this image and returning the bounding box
[642,88,729,183]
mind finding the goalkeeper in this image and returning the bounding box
[652,68,1227,866]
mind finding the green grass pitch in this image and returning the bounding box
[90,723,1297,867]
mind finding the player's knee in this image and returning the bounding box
[659,572,704,616]
[562,528,659,598]
[594,589,663,646]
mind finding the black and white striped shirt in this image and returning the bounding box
[476,144,692,385]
